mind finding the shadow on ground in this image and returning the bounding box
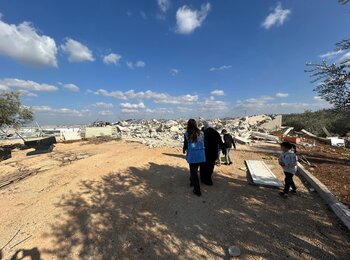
[43,163,350,259]
[0,248,40,260]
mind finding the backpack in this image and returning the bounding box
[184,132,206,164]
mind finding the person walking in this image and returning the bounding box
[183,119,206,196]
[201,121,223,185]
[278,142,298,198]
[221,129,236,165]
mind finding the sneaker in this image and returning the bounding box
[193,190,202,196]
[291,189,297,194]
[279,192,288,198]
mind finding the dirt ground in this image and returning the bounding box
[297,141,350,207]
[0,140,349,259]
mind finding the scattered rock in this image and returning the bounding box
[228,245,241,257]
[304,248,311,254]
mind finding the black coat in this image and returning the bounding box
[203,127,223,161]
[223,133,236,149]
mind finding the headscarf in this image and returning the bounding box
[203,121,212,130]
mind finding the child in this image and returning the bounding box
[183,119,206,196]
[278,142,298,197]
[221,129,236,165]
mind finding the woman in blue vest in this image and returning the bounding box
[183,119,206,196]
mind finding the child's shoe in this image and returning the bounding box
[279,192,288,198]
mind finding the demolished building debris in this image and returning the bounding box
[3,114,349,150]
[113,115,283,148]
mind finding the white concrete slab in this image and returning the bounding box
[85,126,114,138]
[245,160,283,188]
[63,131,81,141]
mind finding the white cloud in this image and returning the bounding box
[63,83,79,92]
[199,99,229,112]
[93,89,198,105]
[210,90,225,96]
[93,89,125,99]
[176,3,211,34]
[170,68,179,76]
[319,50,344,59]
[209,65,231,72]
[98,110,114,116]
[136,60,146,68]
[314,96,323,101]
[61,38,94,62]
[0,78,58,93]
[339,51,350,65]
[19,90,38,97]
[120,102,146,109]
[126,60,145,69]
[234,95,330,114]
[93,102,114,108]
[126,61,134,69]
[32,106,85,117]
[103,53,122,65]
[262,2,291,29]
[158,0,170,13]
[0,17,57,67]
[235,96,274,109]
[145,108,173,114]
[121,108,140,114]
[276,92,289,98]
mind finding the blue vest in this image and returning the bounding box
[184,132,206,164]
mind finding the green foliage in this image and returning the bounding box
[283,109,350,137]
[305,1,350,109]
[0,92,34,129]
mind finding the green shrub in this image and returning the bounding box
[283,109,350,137]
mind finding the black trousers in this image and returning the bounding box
[200,160,215,185]
[189,163,201,193]
[283,172,296,193]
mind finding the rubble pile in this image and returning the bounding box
[114,115,282,148]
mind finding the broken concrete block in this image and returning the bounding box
[235,136,251,145]
[62,131,81,141]
[251,131,279,142]
[85,126,114,138]
[259,115,282,131]
[283,127,294,136]
[245,160,283,188]
[329,137,345,147]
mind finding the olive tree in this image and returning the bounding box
[0,92,33,129]
[305,1,350,110]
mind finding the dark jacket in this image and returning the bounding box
[223,133,236,149]
[203,127,223,161]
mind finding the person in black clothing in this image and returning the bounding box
[200,121,223,185]
[221,129,236,165]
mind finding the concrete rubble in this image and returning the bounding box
[113,115,283,148]
[0,115,284,149]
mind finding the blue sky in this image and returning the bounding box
[0,0,349,124]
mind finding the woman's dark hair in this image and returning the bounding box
[187,119,201,142]
[221,129,227,134]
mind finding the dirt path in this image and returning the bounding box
[0,140,349,259]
